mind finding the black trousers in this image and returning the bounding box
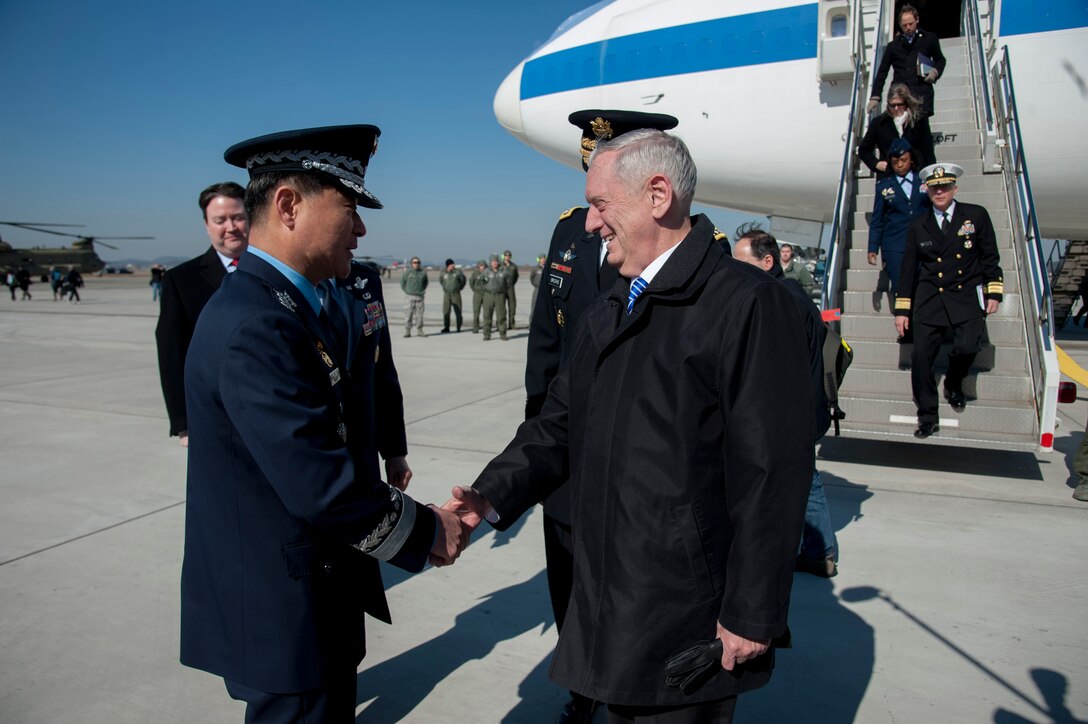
[225,672,356,724]
[911,316,985,423]
[543,513,597,712]
[607,697,738,723]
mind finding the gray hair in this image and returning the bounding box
[589,129,697,210]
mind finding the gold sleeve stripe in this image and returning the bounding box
[895,297,912,310]
[559,206,584,220]
[987,282,1004,294]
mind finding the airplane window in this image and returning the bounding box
[626,49,640,71]
[604,52,619,76]
[697,38,712,60]
[648,45,662,66]
[775,26,791,46]
[563,61,575,83]
[672,42,686,63]
[831,15,847,37]
[581,58,595,82]
[748,31,764,54]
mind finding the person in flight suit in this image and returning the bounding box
[180,125,466,723]
[469,259,487,333]
[524,108,681,724]
[895,162,1003,439]
[868,138,931,295]
[502,249,519,329]
[439,258,466,333]
[481,254,508,341]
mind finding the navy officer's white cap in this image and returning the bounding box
[920,162,965,187]
[224,125,383,209]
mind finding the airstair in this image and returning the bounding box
[821,0,1059,451]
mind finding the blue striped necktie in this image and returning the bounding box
[627,276,647,315]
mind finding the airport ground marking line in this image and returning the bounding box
[0,500,185,567]
[404,385,523,426]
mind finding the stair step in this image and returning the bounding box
[841,313,1024,344]
[846,337,1029,372]
[841,290,1023,319]
[837,366,1034,402]
[828,421,1040,452]
[836,392,1036,434]
[844,245,1016,268]
[844,267,1019,294]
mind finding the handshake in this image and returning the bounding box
[426,486,494,567]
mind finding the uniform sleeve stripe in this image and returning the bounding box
[355,488,417,561]
[895,298,912,310]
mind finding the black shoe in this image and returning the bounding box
[914,422,939,439]
[555,699,598,724]
[440,328,450,334]
[944,389,966,412]
[795,555,837,578]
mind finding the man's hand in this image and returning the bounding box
[867,252,878,266]
[876,160,888,173]
[179,431,189,448]
[427,504,468,567]
[441,486,493,533]
[716,622,769,671]
[385,456,412,491]
[896,315,910,337]
[925,69,938,84]
[866,97,880,113]
[985,299,999,315]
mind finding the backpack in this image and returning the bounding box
[820,315,853,436]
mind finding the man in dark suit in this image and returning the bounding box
[895,163,1004,439]
[867,4,946,118]
[155,181,248,446]
[525,109,677,724]
[868,138,931,294]
[180,125,466,723]
[453,129,814,722]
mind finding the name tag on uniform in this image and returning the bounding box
[330,368,341,385]
[549,274,565,289]
[920,240,934,248]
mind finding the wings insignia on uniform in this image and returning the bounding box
[354,487,417,561]
[559,206,584,220]
[273,288,297,312]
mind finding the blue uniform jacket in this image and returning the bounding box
[180,252,435,693]
[869,173,930,256]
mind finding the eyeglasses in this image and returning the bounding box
[888,102,906,108]
[411,260,421,264]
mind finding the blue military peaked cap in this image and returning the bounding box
[568,109,680,170]
[224,125,383,209]
[888,137,913,158]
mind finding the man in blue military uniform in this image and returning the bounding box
[895,162,1003,439]
[180,125,466,723]
[868,138,930,297]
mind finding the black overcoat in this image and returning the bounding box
[476,215,814,706]
[894,202,1004,325]
[870,28,946,115]
[155,247,226,436]
[180,252,436,693]
[857,112,936,178]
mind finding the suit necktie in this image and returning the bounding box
[627,276,647,315]
[227,258,239,272]
[940,213,949,232]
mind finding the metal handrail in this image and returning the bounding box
[821,0,892,314]
[963,0,999,169]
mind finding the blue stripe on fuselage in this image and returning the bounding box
[1000,0,1088,37]
[521,4,819,100]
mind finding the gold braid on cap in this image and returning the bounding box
[580,117,615,164]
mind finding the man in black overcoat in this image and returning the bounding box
[525,108,679,724]
[180,125,466,723]
[155,181,248,445]
[868,4,946,117]
[895,162,1004,438]
[452,130,814,722]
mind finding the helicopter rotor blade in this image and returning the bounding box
[0,221,86,228]
[0,224,85,237]
[93,240,121,250]
[92,236,155,240]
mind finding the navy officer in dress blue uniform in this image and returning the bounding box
[894,162,1003,439]
[180,125,467,723]
[868,137,930,295]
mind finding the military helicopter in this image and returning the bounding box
[0,221,154,279]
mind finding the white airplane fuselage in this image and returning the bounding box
[494,0,1088,238]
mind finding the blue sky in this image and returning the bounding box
[0,0,759,265]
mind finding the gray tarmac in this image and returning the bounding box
[0,274,1085,723]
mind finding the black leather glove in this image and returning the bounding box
[664,639,722,695]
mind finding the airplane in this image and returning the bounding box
[492,0,1088,453]
[0,221,154,279]
[493,0,1087,240]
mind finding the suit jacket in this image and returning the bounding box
[327,261,407,462]
[857,112,936,178]
[870,28,946,114]
[894,202,1004,325]
[869,172,930,255]
[478,215,814,706]
[155,247,227,436]
[180,253,436,693]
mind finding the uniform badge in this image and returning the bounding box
[549,274,564,289]
[964,240,973,249]
[353,277,369,291]
[362,301,387,336]
[330,368,341,385]
[374,347,380,364]
[337,420,348,442]
[958,220,975,236]
[562,245,577,262]
[550,262,573,274]
[557,309,566,327]
[274,289,297,312]
[881,187,896,197]
[315,340,334,368]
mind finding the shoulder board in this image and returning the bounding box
[559,206,585,221]
[713,227,727,242]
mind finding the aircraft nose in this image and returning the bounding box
[493,61,525,139]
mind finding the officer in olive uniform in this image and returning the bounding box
[895,163,1003,439]
[502,250,519,329]
[469,259,487,333]
[524,109,683,724]
[439,258,466,333]
[482,254,508,341]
